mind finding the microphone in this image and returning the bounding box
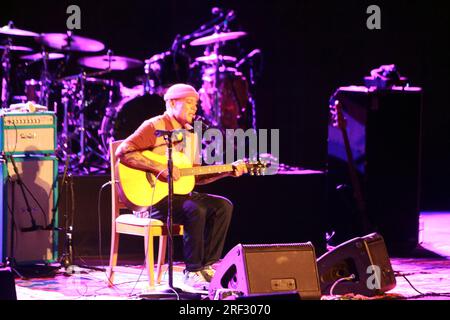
[236,49,261,68]
[225,10,235,21]
[194,115,210,130]
[154,115,210,137]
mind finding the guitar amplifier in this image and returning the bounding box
[0,111,57,155]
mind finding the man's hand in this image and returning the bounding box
[231,160,248,177]
[159,166,181,181]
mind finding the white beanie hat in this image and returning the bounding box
[163,83,199,101]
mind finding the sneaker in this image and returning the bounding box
[200,265,216,282]
[183,270,209,290]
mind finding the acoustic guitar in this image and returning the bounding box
[116,150,268,211]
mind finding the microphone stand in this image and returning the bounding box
[139,130,201,300]
[4,155,43,279]
[1,38,12,108]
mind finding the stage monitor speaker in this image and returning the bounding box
[0,156,58,264]
[209,242,321,300]
[317,233,396,296]
[0,268,17,300]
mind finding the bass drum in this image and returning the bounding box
[100,92,166,152]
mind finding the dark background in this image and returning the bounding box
[3,0,450,212]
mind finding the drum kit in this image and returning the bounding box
[1,10,261,174]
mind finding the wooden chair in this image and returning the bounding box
[107,140,184,288]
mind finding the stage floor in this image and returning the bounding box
[11,212,450,300]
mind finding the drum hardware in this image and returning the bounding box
[54,50,143,173]
[235,49,262,130]
[20,52,65,61]
[173,7,254,131]
[0,21,39,37]
[37,31,105,53]
[189,31,247,46]
[195,54,237,64]
[1,39,13,108]
[1,22,38,108]
[78,51,143,71]
[189,30,248,130]
[177,8,237,45]
[144,50,191,94]
[0,45,34,52]
[56,72,117,174]
[1,42,34,108]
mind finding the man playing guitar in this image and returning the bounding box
[116,83,247,290]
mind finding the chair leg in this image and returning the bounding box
[144,228,155,289]
[156,235,167,284]
[107,232,120,287]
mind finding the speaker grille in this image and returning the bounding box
[1,156,58,264]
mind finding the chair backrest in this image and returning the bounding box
[110,140,126,221]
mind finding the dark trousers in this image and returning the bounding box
[152,192,233,272]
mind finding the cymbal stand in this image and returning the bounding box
[248,58,257,130]
[1,38,12,108]
[77,72,87,166]
[39,49,51,107]
[98,72,116,158]
[211,40,222,128]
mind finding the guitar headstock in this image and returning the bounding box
[329,100,346,130]
[245,160,270,176]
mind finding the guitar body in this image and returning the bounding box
[117,150,195,211]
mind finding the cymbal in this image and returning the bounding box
[20,52,65,61]
[0,45,33,52]
[78,55,143,71]
[190,31,247,46]
[195,54,237,63]
[0,24,39,37]
[38,33,105,52]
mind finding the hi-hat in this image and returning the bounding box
[0,23,39,37]
[38,33,105,52]
[21,52,65,61]
[78,55,143,70]
[0,45,33,52]
[195,54,237,63]
[190,31,247,46]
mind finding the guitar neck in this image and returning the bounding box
[180,164,234,177]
